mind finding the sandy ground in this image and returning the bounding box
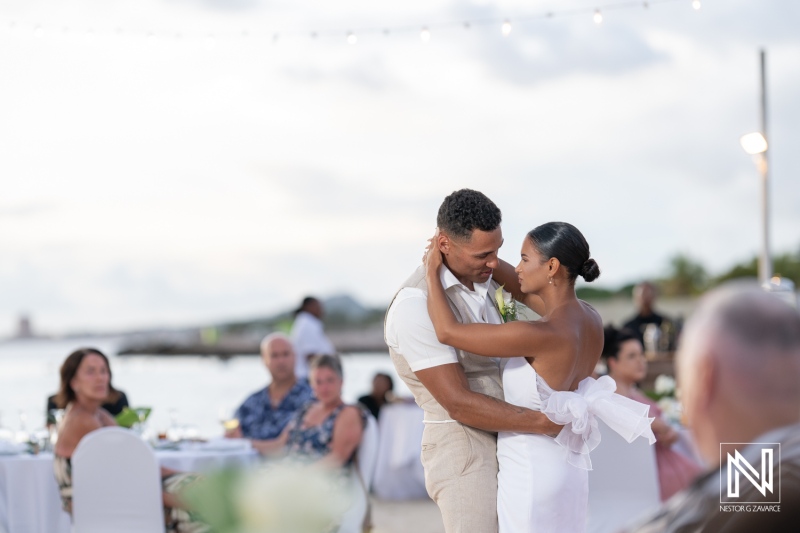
[370,497,445,533]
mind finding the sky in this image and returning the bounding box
[1,0,799,336]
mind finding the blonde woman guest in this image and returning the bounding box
[52,348,207,532]
[250,355,365,469]
[603,327,703,501]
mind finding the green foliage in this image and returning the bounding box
[713,248,800,286]
[183,469,243,533]
[659,253,708,296]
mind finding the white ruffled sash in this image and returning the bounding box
[541,375,656,470]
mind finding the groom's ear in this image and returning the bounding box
[437,233,451,254]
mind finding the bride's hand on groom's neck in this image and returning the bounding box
[424,228,444,275]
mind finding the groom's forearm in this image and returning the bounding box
[449,392,561,436]
[415,363,561,436]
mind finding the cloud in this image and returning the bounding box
[444,3,668,86]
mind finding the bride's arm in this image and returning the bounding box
[492,258,546,316]
[425,237,557,358]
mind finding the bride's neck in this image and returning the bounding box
[537,284,578,315]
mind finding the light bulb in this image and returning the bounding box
[347,32,357,45]
[692,0,701,10]
[34,26,44,38]
[420,27,431,43]
[593,10,603,24]
[501,20,512,36]
[740,132,768,155]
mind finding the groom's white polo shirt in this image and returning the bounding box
[386,266,503,372]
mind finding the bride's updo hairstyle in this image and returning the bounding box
[527,222,601,283]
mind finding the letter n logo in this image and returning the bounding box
[720,443,780,504]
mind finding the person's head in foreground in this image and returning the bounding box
[516,221,600,294]
[677,282,800,466]
[260,333,297,385]
[435,188,503,289]
[56,347,118,409]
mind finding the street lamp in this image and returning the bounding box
[739,130,771,286]
[739,132,767,155]
[740,50,772,287]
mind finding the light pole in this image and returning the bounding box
[739,49,771,286]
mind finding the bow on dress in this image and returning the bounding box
[541,375,656,470]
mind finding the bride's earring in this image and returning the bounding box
[548,278,553,285]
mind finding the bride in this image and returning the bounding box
[424,221,655,533]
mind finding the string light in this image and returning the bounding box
[420,26,430,43]
[3,0,699,47]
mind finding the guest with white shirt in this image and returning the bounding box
[290,296,336,380]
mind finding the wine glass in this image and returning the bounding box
[218,406,240,437]
[15,410,30,445]
[0,411,14,443]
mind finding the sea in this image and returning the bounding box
[0,336,405,439]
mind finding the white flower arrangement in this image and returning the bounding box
[186,461,352,533]
[494,285,518,323]
[654,374,676,397]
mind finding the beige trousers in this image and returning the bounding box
[421,422,499,533]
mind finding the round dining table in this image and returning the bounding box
[0,441,257,533]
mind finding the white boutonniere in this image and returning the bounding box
[494,285,518,323]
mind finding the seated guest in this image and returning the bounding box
[251,355,365,469]
[604,326,703,501]
[52,347,206,532]
[628,283,800,532]
[357,372,394,420]
[226,333,314,440]
[47,386,129,427]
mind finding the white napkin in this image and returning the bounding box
[0,440,27,455]
[200,438,253,452]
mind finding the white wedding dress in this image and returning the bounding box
[497,357,655,533]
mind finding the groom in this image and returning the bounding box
[385,189,559,533]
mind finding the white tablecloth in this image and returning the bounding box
[372,402,428,500]
[0,444,257,533]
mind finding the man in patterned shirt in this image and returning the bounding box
[226,332,314,440]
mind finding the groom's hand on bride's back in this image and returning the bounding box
[416,363,564,435]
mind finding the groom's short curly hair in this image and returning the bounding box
[437,189,502,241]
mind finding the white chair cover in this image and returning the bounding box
[372,403,427,500]
[71,427,164,533]
[587,420,661,533]
[338,414,379,533]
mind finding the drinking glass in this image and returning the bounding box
[0,411,14,442]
